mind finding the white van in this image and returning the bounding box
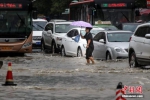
[32,19,47,48]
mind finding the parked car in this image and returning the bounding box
[61,27,104,57]
[32,19,47,48]
[93,31,133,60]
[41,20,76,53]
[129,23,150,67]
[121,23,142,32]
[94,24,118,31]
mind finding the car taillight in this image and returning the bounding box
[129,37,132,42]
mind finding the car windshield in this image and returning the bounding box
[33,21,47,31]
[80,29,103,36]
[55,24,77,33]
[123,24,139,32]
[102,26,118,31]
[107,32,132,42]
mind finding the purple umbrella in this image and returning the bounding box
[70,21,92,28]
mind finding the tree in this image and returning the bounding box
[50,0,72,14]
[33,0,72,16]
[135,0,147,8]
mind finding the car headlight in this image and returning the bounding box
[83,44,86,48]
[22,43,32,48]
[56,37,62,41]
[114,47,125,53]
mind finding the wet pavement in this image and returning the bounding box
[0,51,150,100]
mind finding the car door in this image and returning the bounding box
[133,27,147,58]
[100,32,107,58]
[93,32,103,59]
[143,26,150,59]
[63,30,75,55]
[69,29,79,55]
[43,23,53,47]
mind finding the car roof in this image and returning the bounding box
[32,18,47,22]
[137,23,150,27]
[123,23,142,25]
[105,30,133,33]
[50,19,66,22]
[69,27,105,30]
[48,21,73,24]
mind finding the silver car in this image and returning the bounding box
[93,31,132,60]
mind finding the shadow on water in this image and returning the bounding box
[0,53,25,57]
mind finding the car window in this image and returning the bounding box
[107,32,132,42]
[123,24,139,32]
[135,26,148,37]
[33,21,47,31]
[93,32,103,41]
[101,32,106,41]
[49,23,53,33]
[55,24,77,33]
[67,30,74,38]
[74,30,79,37]
[45,23,53,32]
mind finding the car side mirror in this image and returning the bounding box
[47,30,52,34]
[99,39,105,43]
[145,34,150,39]
[72,36,75,40]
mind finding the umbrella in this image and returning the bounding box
[71,21,92,28]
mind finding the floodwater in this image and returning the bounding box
[0,52,150,100]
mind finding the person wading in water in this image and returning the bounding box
[80,27,95,65]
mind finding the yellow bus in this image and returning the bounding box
[0,0,37,54]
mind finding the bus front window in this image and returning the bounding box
[0,11,32,37]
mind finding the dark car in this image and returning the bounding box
[120,23,142,32]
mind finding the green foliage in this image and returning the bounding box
[33,0,72,15]
[135,0,147,8]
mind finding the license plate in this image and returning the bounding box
[1,47,12,50]
[36,42,41,45]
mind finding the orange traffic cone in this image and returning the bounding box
[2,62,17,86]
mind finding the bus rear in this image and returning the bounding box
[0,0,36,53]
[69,0,136,26]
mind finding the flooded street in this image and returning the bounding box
[0,52,150,100]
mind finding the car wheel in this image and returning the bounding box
[51,42,56,54]
[129,52,139,68]
[61,46,66,57]
[106,52,112,60]
[77,47,82,57]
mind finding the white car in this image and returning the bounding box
[61,27,104,57]
[42,21,76,53]
[32,19,47,48]
[129,23,150,67]
[93,31,132,60]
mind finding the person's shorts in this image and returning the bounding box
[86,47,94,59]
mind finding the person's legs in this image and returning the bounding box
[89,57,95,64]
[86,59,90,64]
[88,47,95,64]
[86,48,90,64]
